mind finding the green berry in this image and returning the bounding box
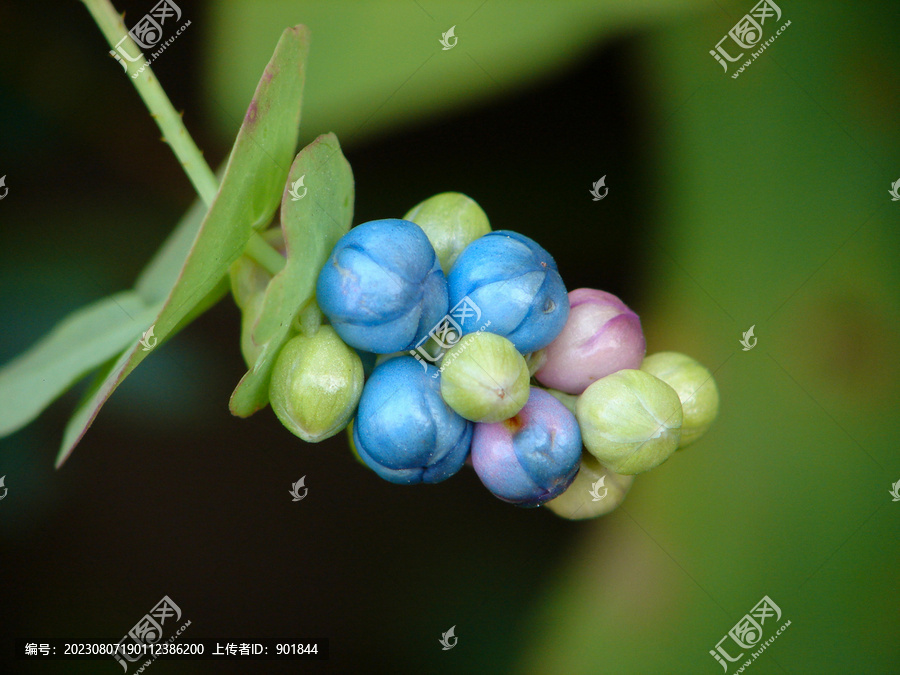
[269,326,364,442]
[576,369,683,475]
[403,192,491,274]
[640,351,719,448]
[545,452,634,520]
[439,332,530,423]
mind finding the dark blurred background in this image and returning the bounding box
[1,1,898,673]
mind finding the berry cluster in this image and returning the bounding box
[263,193,719,519]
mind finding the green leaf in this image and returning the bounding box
[0,186,212,440]
[0,292,160,438]
[55,25,311,467]
[204,0,708,147]
[229,132,354,417]
[135,197,208,304]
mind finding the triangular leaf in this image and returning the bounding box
[0,184,211,441]
[55,25,311,466]
[135,197,208,304]
[0,292,160,438]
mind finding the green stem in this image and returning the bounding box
[82,0,218,205]
[81,0,286,275]
[244,234,287,277]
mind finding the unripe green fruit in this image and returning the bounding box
[269,326,364,442]
[403,192,491,273]
[576,369,683,475]
[545,452,634,519]
[641,351,719,448]
[439,332,530,423]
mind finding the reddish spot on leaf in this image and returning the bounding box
[245,100,259,127]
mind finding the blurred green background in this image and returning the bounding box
[1,0,898,673]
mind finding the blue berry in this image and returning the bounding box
[353,356,473,484]
[317,219,448,353]
[447,231,569,353]
[470,387,581,506]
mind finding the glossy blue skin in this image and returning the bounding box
[353,356,473,484]
[448,230,569,353]
[317,219,449,353]
[471,387,581,506]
